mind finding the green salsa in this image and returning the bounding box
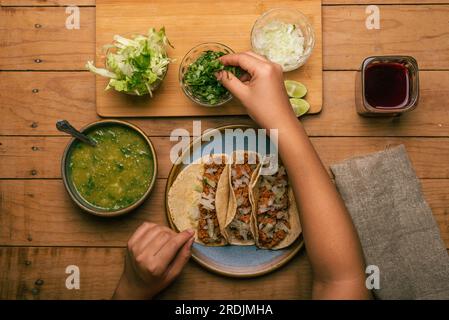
[68,125,154,211]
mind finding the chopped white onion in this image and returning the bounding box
[200,193,215,211]
[236,195,244,207]
[262,223,274,234]
[252,20,305,71]
[239,207,251,215]
[207,219,215,239]
[275,222,290,233]
[258,205,271,214]
[276,211,289,220]
[205,167,218,174]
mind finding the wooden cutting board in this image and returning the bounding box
[95,0,322,117]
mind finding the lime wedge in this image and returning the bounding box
[284,80,307,98]
[290,98,310,117]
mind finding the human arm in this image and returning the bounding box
[217,52,370,299]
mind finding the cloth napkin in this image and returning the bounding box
[330,144,449,300]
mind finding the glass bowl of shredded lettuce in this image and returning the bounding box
[179,43,241,107]
[86,27,172,96]
[251,8,315,72]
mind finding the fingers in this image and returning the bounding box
[238,72,251,83]
[219,52,263,75]
[243,51,268,62]
[128,223,175,257]
[121,223,194,300]
[145,230,173,256]
[165,237,194,281]
[127,222,156,248]
[155,230,194,271]
[216,70,248,100]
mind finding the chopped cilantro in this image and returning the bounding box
[183,50,242,105]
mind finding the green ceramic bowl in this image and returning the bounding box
[61,119,158,217]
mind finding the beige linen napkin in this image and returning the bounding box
[330,145,449,299]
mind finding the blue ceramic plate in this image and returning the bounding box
[165,125,303,277]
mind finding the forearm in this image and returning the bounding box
[112,273,155,300]
[273,116,366,284]
[218,52,369,298]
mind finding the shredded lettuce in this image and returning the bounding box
[86,27,172,96]
[253,21,305,71]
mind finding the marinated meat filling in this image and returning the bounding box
[198,157,226,244]
[256,165,290,248]
[229,153,258,241]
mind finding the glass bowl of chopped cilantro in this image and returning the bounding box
[86,27,172,97]
[179,43,241,107]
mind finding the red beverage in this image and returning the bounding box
[364,63,409,109]
[356,56,419,116]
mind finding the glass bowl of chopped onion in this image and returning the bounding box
[251,8,315,72]
[179,42,236,107]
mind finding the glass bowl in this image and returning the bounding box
[179,42,234,107]
[251,8,315,72]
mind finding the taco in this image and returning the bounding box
[221,151,261,245]
[167,154,229,246]
[251,164,301,250]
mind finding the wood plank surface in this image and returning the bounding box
[2,0,449,6]
[0,179,447,248]
[1,136,449,179]
[95,0,322,117]
[1,0,95,5]
[3,5,449,71]
[1,1,448,301]
[0,246,313,300]
[0,7,95,70]
[324,5,449,70]
[2,70,449,136]
[324,0,449,3]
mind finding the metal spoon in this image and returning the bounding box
[56,120,97,147]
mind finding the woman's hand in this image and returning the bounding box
[113,222,194,300]
[216,52,297,130]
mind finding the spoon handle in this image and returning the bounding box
[56,120,97,147]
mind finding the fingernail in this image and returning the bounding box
[215,71,223,81]
[186,228,195,236]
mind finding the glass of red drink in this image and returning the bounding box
[356,56,419,116]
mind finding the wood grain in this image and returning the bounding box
[1,1,449,301]
[0,7,94,70]
[95,0,322,117]
[2,71,449,136]
[0,179,447,247]
[2,0,449,6]
[1,0,95,5]
[0,72,98,133]
[324,0,449,3]
[0,179,169,247]
[324,5,449,70]
[1,136,449,179]
[0,246,312,300]
[3,5,449,70]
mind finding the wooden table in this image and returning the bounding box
[0,0,448,300]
